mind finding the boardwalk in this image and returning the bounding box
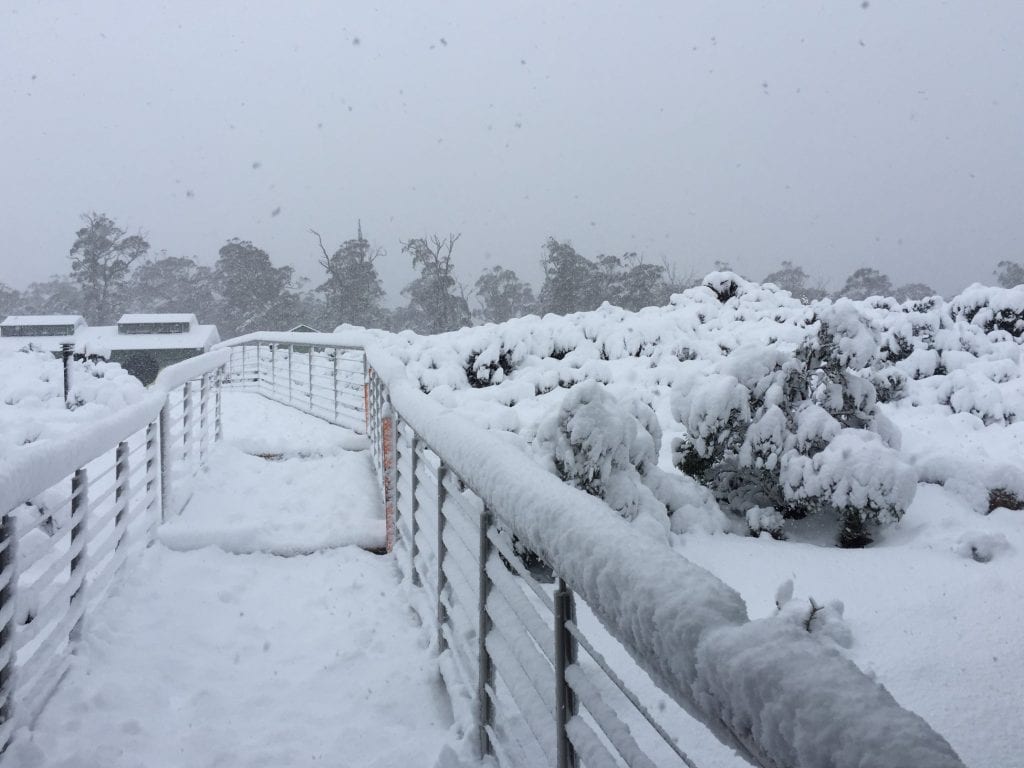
[7,393,453,767]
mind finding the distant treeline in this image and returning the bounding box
[2,212,1021,338]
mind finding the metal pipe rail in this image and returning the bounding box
[368,365,702,768]
[364,354,967,768]
[0,350,229,749]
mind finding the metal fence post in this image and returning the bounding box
[555,577,579,768]
[61,342,74,408]
[255,341,261,390]
[436,462,448,653]
[409,434,421,587]
[0,513,18,742]
[69,468,89,642]
[478,505,495,759]
[381,405,396,553]
[333,352,339,423]
[287,344,293,404]
[241,344,247,386]
[183,381,193,464]
[308,348,314,412]
[215,368,223,442]
[199,374,209,464]
[159,403,171,521]
[146,420,159,526]
[270,343,277,395]
[113,440,130,556]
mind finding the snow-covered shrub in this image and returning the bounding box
[955,531,1012,563]
[536,381,727,538]
[672,302,917,546]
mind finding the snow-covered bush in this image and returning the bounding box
[536,382,726,539]
[672,301,917,546]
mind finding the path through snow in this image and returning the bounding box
[8,394,453,767]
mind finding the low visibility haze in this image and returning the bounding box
[2,0,1023,298]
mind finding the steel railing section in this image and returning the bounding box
[218,336,367,434]
[0,349,230,749]
[364,350,967,768]
[367,363,705,768]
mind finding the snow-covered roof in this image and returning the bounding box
[0,324,220,354]
[1,315,85,327]
[117,313,198,327]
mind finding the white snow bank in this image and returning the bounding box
[367,349,965,768]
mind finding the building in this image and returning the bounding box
[0,313,220,385]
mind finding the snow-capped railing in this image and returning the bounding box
[216,332,368,434]
[364,350,967,768]
[0,349,230,749]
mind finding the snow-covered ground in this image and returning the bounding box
[0,346,145,458]
[7,396,451,767]
[160,393,383,554]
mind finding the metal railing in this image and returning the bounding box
[0,350,229,748]
[220,336,366,433]
[367,364,703,768]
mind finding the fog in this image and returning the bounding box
[2,0,1022,298]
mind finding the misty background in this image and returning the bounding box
[2,0,1023,313]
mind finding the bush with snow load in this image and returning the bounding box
[373,272,1024,545]
[671,298,917,546]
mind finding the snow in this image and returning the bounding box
[159,393,383,554]
[6,544,453,767]
[368,348,965,768]
[117,313,197,326]
[0,315,84,327]
[0,323,220,355]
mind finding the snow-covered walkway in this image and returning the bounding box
[8,393,454,767]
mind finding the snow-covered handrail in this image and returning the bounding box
[0,350,230,749]
[365,347,965,768]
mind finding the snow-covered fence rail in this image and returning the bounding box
[216,332,368,434]
[0,349,230,749]
[365,351,966,768]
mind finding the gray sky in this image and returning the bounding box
[2,1,1023,300]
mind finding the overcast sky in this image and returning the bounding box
[2,1,1022,300]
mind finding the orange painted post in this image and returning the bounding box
[381,406,396,553]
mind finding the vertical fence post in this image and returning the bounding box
[159,402,171,521]
[333,352,339,423]
[113,441,130,556]
[554,577,579,768]
[0,513,18,742]
[199,374,209,465]
[308,348,314,412]
[477,506,495,759]
[61,342,74,408]
[69,468,89,642]
[255,342,261,391]
[145,420,159,528]
[215,367,223,442]
[363,356,370,433]
[241,344,247,387]
[381,404,396,553]
[409,434,421,587]
[287,344,293,404]
[270,344,277,396]
[183,381,193,464]
[436,462,448,653]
